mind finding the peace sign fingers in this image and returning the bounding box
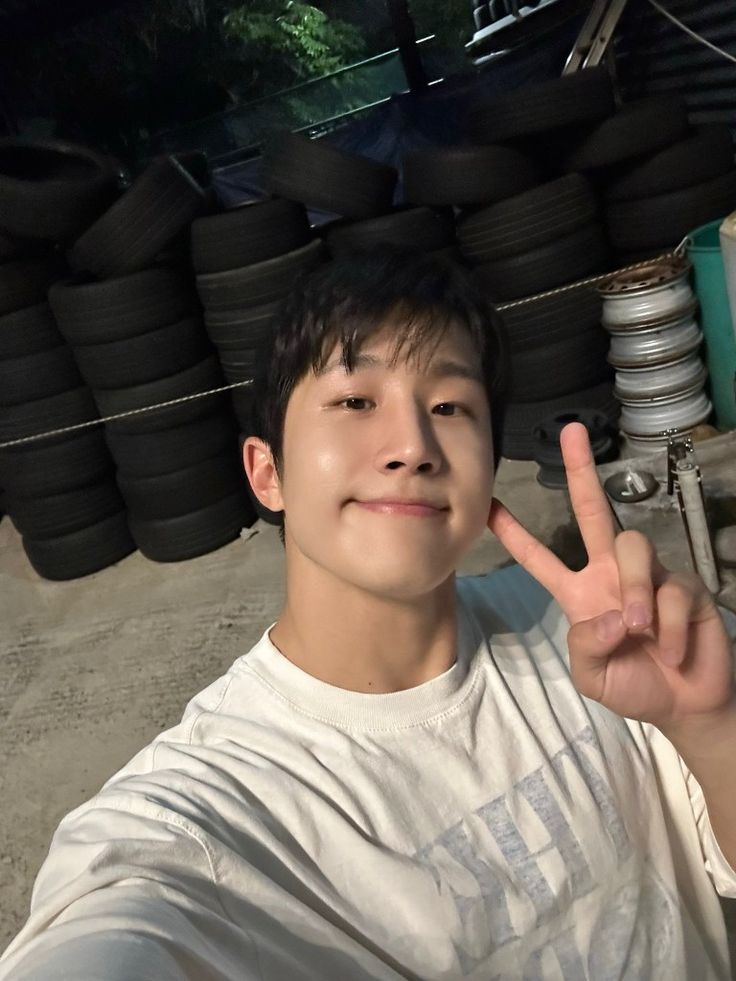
[487,498,572,603]
[559,422,617,562]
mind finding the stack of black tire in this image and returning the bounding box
[0,140,136,579]
[403,68,614,460]
[49,154,256,564]
[191,197,323,436]
[458,69,736,457]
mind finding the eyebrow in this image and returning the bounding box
[315,353,484,384]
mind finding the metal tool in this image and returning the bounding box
[665,432,720,593]
[563,0,630,73]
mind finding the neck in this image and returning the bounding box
[269,568,458,694]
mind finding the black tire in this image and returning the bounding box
[0,138,118,242]
[0,345,82,406]
[129,490,255,562]
[49,267,199,346]
[402,144,538,207]
[5,478,124,539]
[0,386,98,442]
[262,131,398,220]
[604,125,735,202]
[457,174,597,263]
[106,408,238,478]
[232,385,256,432]
[324,206,454,256]
[500,380,619,460]
[0,256,66,316]
[204,300,280,347]
[465,67,615,143]
[195,240,325,314]
[117,452,243,520]
[560,97,690,172]
[606,169,736,252]
[191,198,312,274]
[508,329,612,402]
[498,282,603,351]
[473,223,608,301]
[0,303,65,359]
[67,156,207,278]
[96,353,227,435]
[22,510,135,581]
[0,427,113,496]
[71,316,211,390]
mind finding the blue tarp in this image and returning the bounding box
[212,18,580,223]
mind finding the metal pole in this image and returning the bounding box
[386,0,428,92]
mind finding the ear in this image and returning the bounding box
[243,436,284,513]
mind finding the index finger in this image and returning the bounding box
[488,498,571,600]
[560,422,616,560]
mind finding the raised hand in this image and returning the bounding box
[488,422,735,731]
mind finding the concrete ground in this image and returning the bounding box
[1,456,734,969]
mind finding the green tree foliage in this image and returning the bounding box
[3,0,369,160]
[223,2,366,82]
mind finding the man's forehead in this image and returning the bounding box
[314,327,482,383]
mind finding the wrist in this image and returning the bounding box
[658,695,736,762]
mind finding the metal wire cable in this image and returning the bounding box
[0,251,685,452]
[646,0,736,66]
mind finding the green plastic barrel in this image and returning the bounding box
[686,219,736,430]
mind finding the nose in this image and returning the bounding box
[378,400,444,474]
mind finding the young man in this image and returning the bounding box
[1,249,735,980]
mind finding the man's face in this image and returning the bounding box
[268,321,494,599]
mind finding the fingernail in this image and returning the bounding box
[595,610,624,641]
[625,603,650,629]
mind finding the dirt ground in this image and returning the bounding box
[1,455,734,972]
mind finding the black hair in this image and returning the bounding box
[247,246,508,547]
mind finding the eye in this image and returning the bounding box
[434,402,463,416]
[339,397,373,411]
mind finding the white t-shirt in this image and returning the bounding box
[1,564,735,980]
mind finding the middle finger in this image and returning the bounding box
[560,422,617,561]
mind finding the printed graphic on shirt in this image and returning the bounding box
[406,724,678,979]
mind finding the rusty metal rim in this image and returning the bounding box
[598,255,692,297]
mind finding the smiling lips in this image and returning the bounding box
[353,498,448,517]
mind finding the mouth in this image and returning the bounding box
[351,500,448,517]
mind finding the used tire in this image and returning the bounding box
[71,315,211,390]
[96,353,227,435]
[0,303,65,359]
[0,386,97,443]
[0,427,113,496]
[22,509,135,580]
[508,329,612,402]
[465,67,615,143]
[49,266,199,345]
[498,282,603,351]
[0,138,118,242]
[204,300,279,347]
[457,174,597,263]
[6,478,124,539]
[500,380,619,460]
[191,198,312,274]
[560,96,690,172]
[129,490,255,562]
[0,256,66,316]
[196,240,325,313]
[473,223,609,301]
[606,168,736,252]
[106,407,238,478]
[117,452,243,520]
[68,155,207,278]
[0,345,82,406]
[402,144,538,207]
[324,206,454,255]
[604,125,735,202]
[262,131,398,220]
